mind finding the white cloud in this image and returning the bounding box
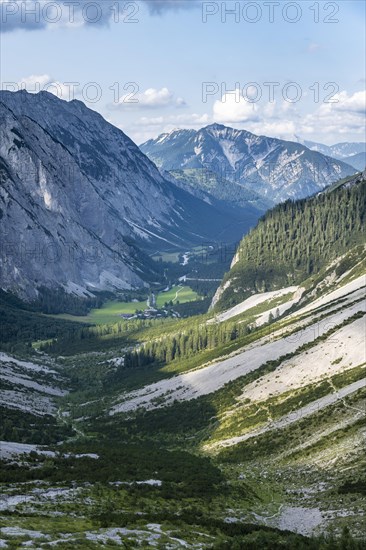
[301,90,366,139]
[13,74,78,100]
[330,90,365,114]
[124,112,210,143]
[213,89,259,123]
[20,74,52,89]
[247,120,305,141]
[111,87,186,110]
[211,88,366,143]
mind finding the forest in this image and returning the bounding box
[217,178,365,310]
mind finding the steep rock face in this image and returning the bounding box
[141,124,356,203]
[1,89,176,233]
[0,97,147,298]
[0,92,261,299]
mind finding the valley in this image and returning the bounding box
[1,2,365,546]
[49,285,200,325]
[1,210,365,547]
[0,265,364,548]
[0,92,365,549]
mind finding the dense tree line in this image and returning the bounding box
[173,297,211,317]
[124,318,254,369]
[41,317,154,355]
[43,310,254,360]
[218,178,365,309]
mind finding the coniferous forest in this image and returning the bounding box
[218,177,365,309]
[1,2,365,541]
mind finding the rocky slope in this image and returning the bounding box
[0,182,364,546]
[141,124,356,203]
[0,92,260,299]
[303,140,366,171]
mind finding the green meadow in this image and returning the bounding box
[51,286,199,325]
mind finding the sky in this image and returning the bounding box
[1,0,365,145]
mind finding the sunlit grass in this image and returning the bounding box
[49,286,199,325]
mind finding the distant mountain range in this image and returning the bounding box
[302,139,366,171]
[140,124,357,204]
[0,92,262,299]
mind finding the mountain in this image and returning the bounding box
[0,91,262,299]
[344,152,366,171]
[141,124,356,203]
[1,164,365,546]
[303,139,366,159]
[213,171,366,311]
[163,168,272,212]
[303,140,366,170]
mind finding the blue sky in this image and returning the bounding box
[1,0,365,144]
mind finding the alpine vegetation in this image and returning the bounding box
[1,2,365,548]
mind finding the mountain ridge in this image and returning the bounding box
[141,123,357,204]
[0,91,261,299]
[301,139,366,171]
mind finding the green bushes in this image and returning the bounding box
[0,442,224,499]
[0,407,74,445]
[213,527,366,549]
[0,289,84,350]
[338,479,366,496]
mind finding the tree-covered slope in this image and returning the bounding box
[215,172,365,311]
